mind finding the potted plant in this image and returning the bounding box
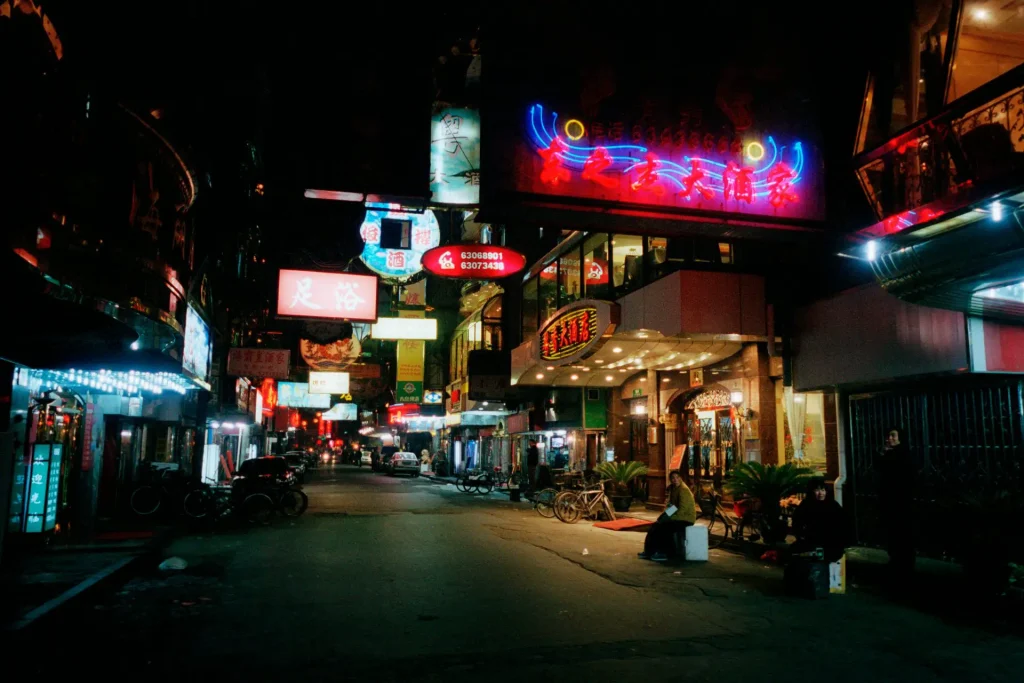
[724,461,813,544]
[595,461,650,512]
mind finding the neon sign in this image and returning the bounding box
[524,104,815,219]
[359,208,440,283]
[540,307,599,361]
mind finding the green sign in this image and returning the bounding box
[397,380,423,404]
[632,388,643,398]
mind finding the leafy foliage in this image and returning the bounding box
[595,461,650,490]
[724,461,814,502]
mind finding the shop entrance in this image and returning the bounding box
[667,385,737,488]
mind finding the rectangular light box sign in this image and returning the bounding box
[277,269,379,322]
[308,371,350,395]
[277,381,332,408]
[371,317,438,340]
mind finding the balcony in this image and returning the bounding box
[856,63,1024,237]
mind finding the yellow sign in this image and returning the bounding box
[396,310,425,403]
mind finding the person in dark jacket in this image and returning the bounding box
[526,442,540,491]
[879,426,916,575]
[791,478,849,563]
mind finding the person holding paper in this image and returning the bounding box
[639,471,696,562]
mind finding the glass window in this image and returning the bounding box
[611,234,644,294]
[947,10,1024,103]
[646,236,669,280]
[694,238,734,265]
[558,246,582,306]
[539,266,558,324]
[583,233,610,300]
[522,278,538,342]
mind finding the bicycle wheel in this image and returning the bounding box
[279,489,309,517]
[474,477,494,494]
[183,488,212,519]
[243,492,275,524]
[456,478,471,493]
[706,514,726,549]
[534,488,557,518]
[553,491,582,524]
[130,486,162,516]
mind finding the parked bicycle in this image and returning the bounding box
[698,491,768,548]
[532,488,557,518]
[456,470,494,494]
[553,480,616,524]
[130,464,199,517]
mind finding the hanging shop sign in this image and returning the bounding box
[277,269,379,322]
[389,403,419,424]
[261,378,277,415]
[347,364,381,379]
[423,390,443,404]
[690,369,704,388]
[277,381,331,409]
[371,317,438,341]
[226,348,292,380]
[235,378,252,413]
[430,108,480,205]
[358,208,440,283]
[395,310,425,403]
[308,371,350,395]
[300,334,362,371]
[322,403,358,421]
[183,305,212,388]
[421,245,527,280]
[537,300,620,365]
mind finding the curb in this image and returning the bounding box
[4,528,174,633]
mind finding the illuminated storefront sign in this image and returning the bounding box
[421,245,526,280]
[540,257,608,284]
[308,371,350,395]
[518,103,821,221]
[423,390,443,404]
[371,317,438,340]
[183,305,212,387]
[358,208,440,283]
[322,403,357,421]
[430,108,480,204]
[388,404,419,424]
[261,378,277,415]
[277,381,332,409]
[540,307,599,361]
[537,300,620,365]
[276,269,379,322]
[395,310,425,403]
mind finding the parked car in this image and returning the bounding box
[387,451,420,477]
[359,450,372,467]
[234,456,297,494]
[282,453,307,483]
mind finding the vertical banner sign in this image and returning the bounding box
[82,403,96,471]
[396,310,425,403]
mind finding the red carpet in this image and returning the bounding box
[593,518,653,531]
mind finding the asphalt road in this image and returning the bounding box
[13,465,1024,681]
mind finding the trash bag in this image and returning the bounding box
[158,557,188,572]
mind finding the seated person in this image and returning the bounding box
[790,478,849,563]
[639,471,696,562]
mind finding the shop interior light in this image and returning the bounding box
[210,421,221,428]
[32,368,197,397]
[730,391,744,405]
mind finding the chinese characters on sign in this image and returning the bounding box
[226,348,292,380]
[540,307,599,361]
[430,108,481,204]
[358,209,440,283]
[522,104,818,221]
[276,270,379,322]
[308,371,350,395]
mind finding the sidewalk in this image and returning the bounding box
[1,529,171,631]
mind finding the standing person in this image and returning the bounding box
[526,441,540,491]
[879,426,916,577]
[639,472,696,562]
[420,448,431,472]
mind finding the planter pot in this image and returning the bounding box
[610,495,633,513]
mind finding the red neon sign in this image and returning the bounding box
[276,269,379,322]
[540,307,598,361]
[421,245,527,280]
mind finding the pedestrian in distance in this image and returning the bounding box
[879,425,916,578]
[526,441,540,492]
[639,471,696,562]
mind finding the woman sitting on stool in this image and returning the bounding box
[639,471,696,562]
[790,478,849,563]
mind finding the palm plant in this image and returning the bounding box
[724,462,814,543]
[595,461,650,495]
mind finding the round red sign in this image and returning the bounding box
[421,245,528,279]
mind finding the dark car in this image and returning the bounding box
[235,456,297,491]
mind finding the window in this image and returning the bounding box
[947,9,1024,103]
[539,266,558,324]
[646,236,669,280]
[582,233,610,300]
[522,278,538,342]
[558,246,582,307]
[611,234,644,294]
[694,238,734,265]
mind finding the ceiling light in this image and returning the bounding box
[546,366,554,371]
[619,369,627,373]
[535,373,544,380]
[570,374,579,380]
[594,359,604,364]
[973,7,990,21]
[662,378,670,382]
[605,375,614,381]
[640,377,646,382]
[612,347,622,353]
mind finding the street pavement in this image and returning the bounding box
[11,464,1024,681]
